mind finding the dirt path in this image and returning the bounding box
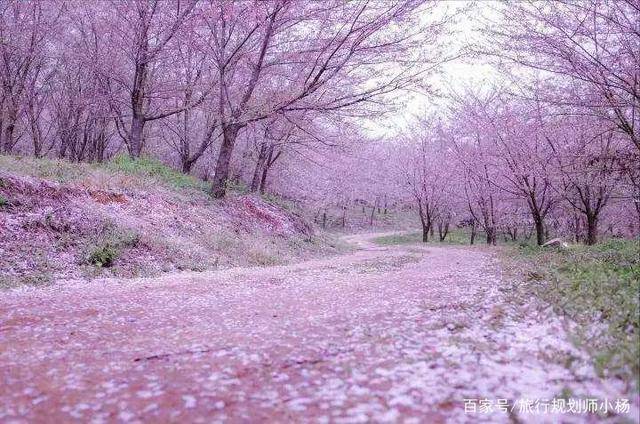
[0,233,636,423]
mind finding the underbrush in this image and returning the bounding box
[208,230,350,268]
[507,239,640,391]
[84,224,141,268]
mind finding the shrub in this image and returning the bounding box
[225,178,249,194]
[84,225,140,268]
[0,194,8,207]
[87,243,119,267]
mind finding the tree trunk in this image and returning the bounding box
[250,143,268,192]
[544,226,549,241]
[128,115,145,158]
[181,159,194,174]
[534,218,545,246]
[486,227,496,245]
[470,221,476,245]
[422,223,429,243]
[417,200,430,243]
[211,124,241,199]
[58,133,68,159]
[128,51,149,159]
[28,105,43,158]
[586,213,598,245]
[258,151,272,194]
[438,221,449,241]
[2,120,16,154]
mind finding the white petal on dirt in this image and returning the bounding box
[182,395,197,409]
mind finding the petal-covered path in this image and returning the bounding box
[1,233,637,423]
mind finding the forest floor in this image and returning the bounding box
[1,232,638,423]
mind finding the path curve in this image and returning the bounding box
[0,232,636,423]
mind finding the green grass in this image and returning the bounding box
[0,154,265,196]
[261,191,296,212]
[373,228,480,246]
[0,154,209,192]
[0,155,88,183]
[509,239,640,388]
[106,154,207,191]
[373,231,423,245]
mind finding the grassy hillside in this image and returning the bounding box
[0,155,347,288]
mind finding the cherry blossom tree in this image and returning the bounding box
[158,33,218,174]
[484,0,639,151]
[202,0,450,198]
[85,0,208,158]
[543,116,623,245]
[396,117,456,242]
[0,1,61,154]
[455,88,557,245]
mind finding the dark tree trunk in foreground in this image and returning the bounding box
[128,115,145,158]
[586,213,598,246]
[534,218,545,246]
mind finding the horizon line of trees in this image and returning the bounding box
[283,0,638,246]
[395,0,639,246]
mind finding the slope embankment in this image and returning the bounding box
[0,155,344,288]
